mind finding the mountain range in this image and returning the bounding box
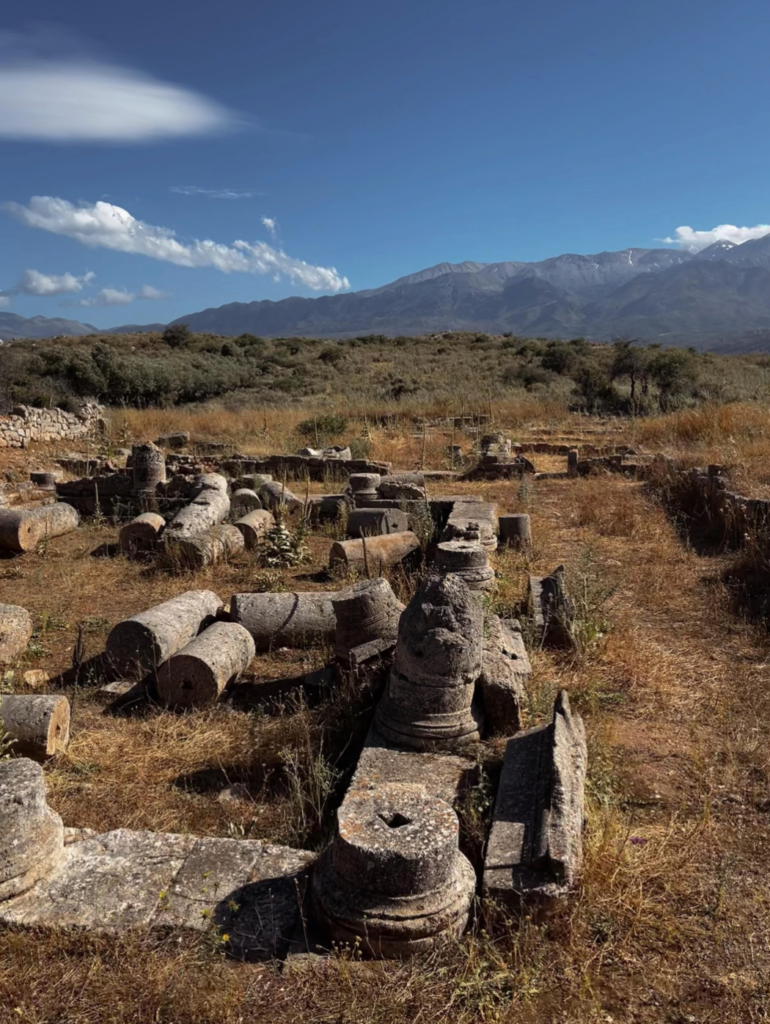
[5,235,770,349]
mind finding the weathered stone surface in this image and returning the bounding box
[476,616,530,735]
[165,478,230,540]
[435,541,495,591]
[439,497,498,551]
[528,566,575,647]
[483,691,587,905]
[333,578,404,663]
[0,604,33,665]
[0,694,70,760]
[375,575,483,751]
[0,759,64,901]
[347,473,380,507]
[498,514,531,550]
[30,471,58,489]
[156,621,255,707]
[119,512,165,557]
[346,508,409,538]
[329,532,420,573]
[0,503,80,553]
[313,782,475,957]
[231,591,340,651]
[234,508,275,549]
[105,590,223,678]
[377,473,427,501]
[231,488,262,516]
[172,524,245,569]
[258,481,302,511]
[131,443,166,495]
[346,638,397,673]
[155,431,190,449]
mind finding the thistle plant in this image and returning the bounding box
[258,506,309,568]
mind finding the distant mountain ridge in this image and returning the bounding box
[4,236,770,349]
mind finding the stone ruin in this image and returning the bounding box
[0,553,586,958]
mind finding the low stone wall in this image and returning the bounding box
[0,402,105,449]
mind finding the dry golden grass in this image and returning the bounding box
[4,412,770,1022]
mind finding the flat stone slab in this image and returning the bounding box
[0,828,315,958]
[350,724,479,805]
[483,691,587,906]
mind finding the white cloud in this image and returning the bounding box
[78,284,169,306]
[5,196,351,292]
[172,186,259,199]
[261,216,278,238]
[0,267,95,302]
[0,30,241,142]
[663,223,770,252]
[0,296,10,308]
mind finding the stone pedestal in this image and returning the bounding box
[0,759,64,901]
[348,473,380,507]
[435,540,495,592]
[499,513,531,550]
[312,782,475,957]
[375,575,483,751]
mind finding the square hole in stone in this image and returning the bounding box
[379,812,412,829]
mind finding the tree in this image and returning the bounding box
[611,340,650,408]
[162,323,191,348]
[648,348,698,409]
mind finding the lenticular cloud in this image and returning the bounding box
[5,196,351,293]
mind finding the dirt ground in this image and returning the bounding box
[1,420,770,1024]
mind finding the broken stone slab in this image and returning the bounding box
[376,473,427,501]
[0,759,64,901]
[231,591,340,651]
[104,590,223,679]
[346,508,409,538]
[156,621,255,708]
[312,782,475,957]
[328,532,420,574]
[0,603,33,665]
[476,616,530,736]
[528,566,575,647]
[0,503,80,553]
[483,690,587,906]
[0,694,70,760]
[440,497,498,552]
[119,512,166,557]
[346,638,397,674]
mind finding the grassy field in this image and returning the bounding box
[2,400,770,1022]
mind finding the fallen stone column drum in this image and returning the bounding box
[192,473,229,495]
[258,480,302,511]
[435,540,495,591]
[0,695,70,761]
[0,759,64,901]
[346,508,409,538]
[231,488,262,516]
[498,513,531,550]
[119,512,166,556]
[231,591,340,651]
[0,503,80,553]
[312,782,475,957]
[332,578,404,662]
[165,483,230,540]
[156,621,256,707]
[329,532,420,573]
[131,443,166,495]
[0,604,33,666]
[104,590,223,678]
[234,509,275,549]
[172,525,245,569]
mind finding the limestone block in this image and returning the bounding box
[0,759,64,901]
[476,616,530,735]
[0,604,33,665]
[483,691,587,905]
[528,566,575,647]
[346,508,409,538]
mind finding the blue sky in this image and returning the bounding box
[1,0,769,327]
